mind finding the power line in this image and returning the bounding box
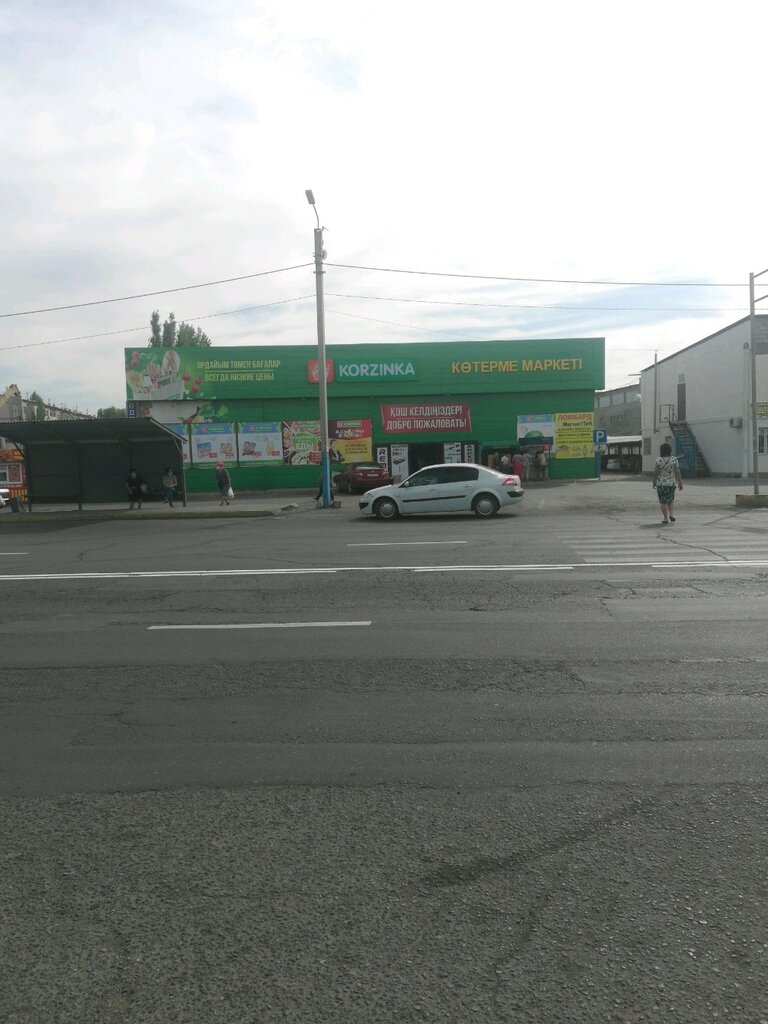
[0,263,314,320]
[326,263,748,288]
[326,308,463,335]
[327,292,745,313]
[0,296,314,352]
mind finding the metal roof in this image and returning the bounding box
[0,417,180,445]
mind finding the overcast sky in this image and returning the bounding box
[1,0,765,413]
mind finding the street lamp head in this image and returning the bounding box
[305,189,315,205]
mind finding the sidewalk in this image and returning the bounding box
[1,477,766,523]
[1,489,323,522]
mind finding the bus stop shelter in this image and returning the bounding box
[0,418,186,510]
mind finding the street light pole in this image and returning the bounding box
[749,272,759,497]
[748,268,768,498]
[305,189,332,509]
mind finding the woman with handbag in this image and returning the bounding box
[652,442,683,524]
[215,462,233,506]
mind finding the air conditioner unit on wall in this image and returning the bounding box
[729,417,743,428]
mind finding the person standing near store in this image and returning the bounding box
[537,449,549,481]
[162,467,177,508]
[522,450,532,482]
[215,462,232,506]
[652,442,683,524]
[511,451,524,480]
[125,468,145,510]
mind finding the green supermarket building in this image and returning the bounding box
[125,337,605,492]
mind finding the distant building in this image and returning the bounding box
[639,315,768,477]
[0,384,91,449]
[594,384,641,436]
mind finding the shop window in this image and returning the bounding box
[0,463,21,483]
[758,427,768,455]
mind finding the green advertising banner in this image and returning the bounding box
[126,348,285,402]
[126,338,604,401]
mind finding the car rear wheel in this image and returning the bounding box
[373,497,399,521]
[472,493,500,518]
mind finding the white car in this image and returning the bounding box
[358,463,524,520]
[0,486,9,509]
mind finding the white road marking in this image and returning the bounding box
[414,565,575,572]
[148,620,372,631]
[0,552,28,556]
[3,559,768,583]
[347,541,468,547]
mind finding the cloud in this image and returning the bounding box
[1,1,764,412]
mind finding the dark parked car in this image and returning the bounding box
[333,463,393,493]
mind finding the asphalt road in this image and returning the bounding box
[3,499,768,1023]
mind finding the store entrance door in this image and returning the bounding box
[410,442,444,471]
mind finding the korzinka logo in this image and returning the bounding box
[337,361,417,379]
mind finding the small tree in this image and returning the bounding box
[28,391,46,421]
[148,310,162,348]
[147,310,213,347]
[161,312,177,348]
[176,322,213,347]
[97,406,125,419]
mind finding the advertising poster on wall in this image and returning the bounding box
[162,423,191,463]
[281,420,374,466]
[239,422,283,463]
[554,412,594,459]
[443,442,462,463]
[517,414,555,444]
[390,444,410,481]
[191,422,237,465]
[282,421,321,466]
[330,420,373,463]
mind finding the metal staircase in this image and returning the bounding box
[670,421,710,477]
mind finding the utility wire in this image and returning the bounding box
[326,308,471,336]
[0,258,748,322]
[0,296,314,352]
[327,292,745,313]
[326,263,748,288]
[0,263,314,320]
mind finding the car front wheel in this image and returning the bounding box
[373,497,399,521]
[472,493,500,518]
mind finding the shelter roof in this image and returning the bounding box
[0,417,178,445]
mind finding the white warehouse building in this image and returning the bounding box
[640,315,768,477]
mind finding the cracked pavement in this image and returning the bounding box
[3,480,768,1023]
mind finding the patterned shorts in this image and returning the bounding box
[656,484,676,504]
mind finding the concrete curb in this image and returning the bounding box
[0,509,279,524]
[734,494,768,508]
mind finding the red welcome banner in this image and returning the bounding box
[381,403,472,434]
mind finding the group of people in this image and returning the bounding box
[491,449,549,482]
[126,463,235,509]
[125,467,179,509]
